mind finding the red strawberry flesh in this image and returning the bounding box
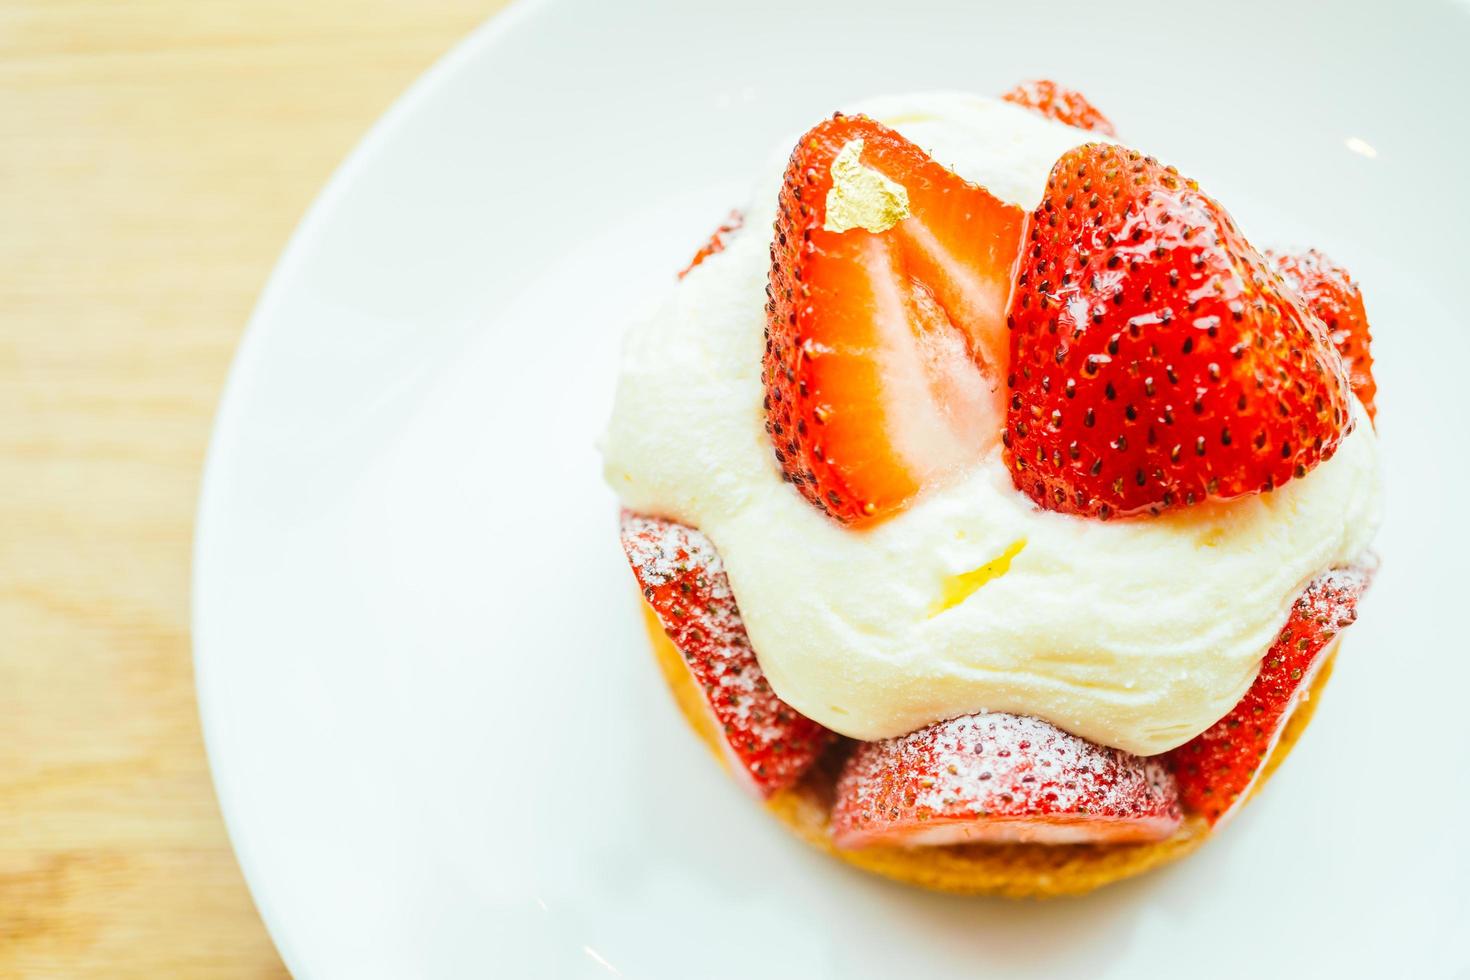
[831,712,1181,848]
[1005,143,1355,518]
[1001,79,1118,136]
[764,114,1026,526]
[1168,564,1373,825]
[620,512,834,797]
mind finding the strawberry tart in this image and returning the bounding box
[602,82,1382,896]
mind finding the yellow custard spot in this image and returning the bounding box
[930,539,1027,616]
[823,139,911,234]
[1198,526,1225,548]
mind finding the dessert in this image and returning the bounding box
[603,83,1382,896]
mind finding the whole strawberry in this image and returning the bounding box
[1005,144,1355,518]
[1001,79,1117,136]
[1268,249,1377,421]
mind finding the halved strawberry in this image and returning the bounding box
[764,114,1027,525]
[1268,249,1377,421]
[620,512,834,797]
[830,712,1181,848]
[1001,79,1117,136]
[679,210,744,279]
[1005,144,1355,519]
[1168,565,1372,825]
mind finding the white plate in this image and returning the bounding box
[194,0,1470,976]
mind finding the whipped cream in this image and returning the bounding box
[602,92,1382,756]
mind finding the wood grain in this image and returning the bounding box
[0,1,509,974]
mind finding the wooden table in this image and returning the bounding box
[0,2,509,974]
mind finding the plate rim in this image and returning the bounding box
[190,1,551,972]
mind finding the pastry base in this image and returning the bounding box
[642,604,1339,898]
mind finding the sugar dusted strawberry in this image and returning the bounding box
[764,114,1026,525]
[679,210,744,279]
[1005,144,1355,519]
[830,712,1181,848]
[620,512,834,797]
[1001,79,1117,136]
[1268,249,1377,421]
[1168,564,1373,825]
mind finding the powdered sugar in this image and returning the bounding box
[1169,560,1375,824]
[831,711,1180,846]
[620,511,725,589]
[620,511,834,795]
[1295,561,1375,633]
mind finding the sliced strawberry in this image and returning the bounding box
[1001,79,1117,136]
[830,712,1181,848]
[620,512,834,797]
[764,114,1027,525]
[678,210,744,279]
[1268,249,1377,421]
[1005,144,1354,519]
[1168,565,1372,825]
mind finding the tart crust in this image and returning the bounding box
[642,603,1339,898]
